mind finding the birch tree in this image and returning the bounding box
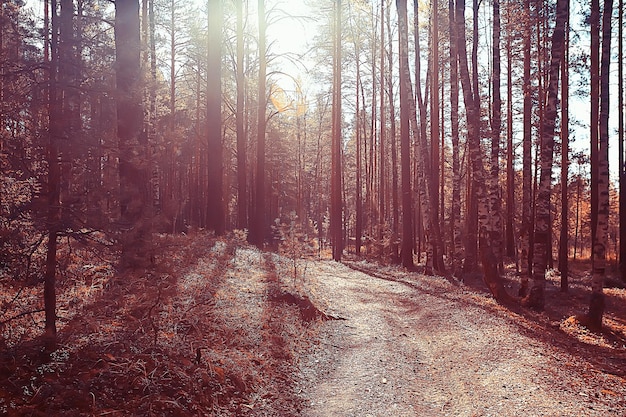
[588,0,612,328]
[456,0,510,302]
[524,0,569,310]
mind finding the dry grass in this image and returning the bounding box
[0,232,316,416]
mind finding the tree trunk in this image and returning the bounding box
[141,0,154,218]
[524,0,568,310]
[251,0,267,245]
[413,0,429,271]
[398,0,414,269]
[331,0,343,261]
[490,0,503,270]
[142,0,148,65]
[413,0,444,274]
[449,0,462,276]
[165,0,177,230]
[456,0,510,302]
[368,1,377,243]
[236,0,247,230]
[456,0,478,277]
[386,2,399,262]
[116,0,151,269]
[519,0,533,296]
[531,4,541,274]
[505,2,515,259]
[559,7,570,291]
[617,0,626,282]
[588,0,612,329]
[379,0,385,239]
[60,0,81,214]
[466,0,480,276]
[169,0,176,132]
[0,0,4,142]
[356,52,363,255]
[431,0,440,269]
[149,0,159,219]
[44,0,62,348]
[590,0,600,270]
[207,0,224,236]
[440,67,446,258]
[351,12,365,256]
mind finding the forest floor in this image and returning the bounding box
[1,232,626,416]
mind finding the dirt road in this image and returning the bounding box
[296,260,626,417]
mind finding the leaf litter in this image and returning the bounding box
[1,232,625,416]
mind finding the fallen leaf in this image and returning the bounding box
[214,366,225,383]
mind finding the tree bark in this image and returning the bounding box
[413,0,444,274]
[431,0,440,269]
[505,2,515,259]
[169,0,176,132]
[368,1,377,243]
[356,49,363,255]
[236,0,247,230]
[456,0,479,277]
[141,0,154,218]
[386,2,399,262]
[207,0,224,236]
[524,0,568,310]
[331,0,343,261]
[251,0,267,245]
[457,0,479,276]
[149,0,159,219]
[618,0,625,283]
[588,0,612,328]
[519,0,533,296]
[590,0,599,269]
[44,0,62,348]
[559,7,570,291]
[116,0,151,269]
[449,0,462,276]
[414,0,430,271]
[379,0,385,238]
[490,0,503,270]
[398,0,414,269]
[456,0,510,302]
[351,10,364,256]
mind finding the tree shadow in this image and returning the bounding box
[0,234,257,416]
[342,259,626,382]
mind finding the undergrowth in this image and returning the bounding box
[0,231,320,416]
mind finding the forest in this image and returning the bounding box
[1,0,626,415]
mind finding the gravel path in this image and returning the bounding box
[296,260,626,417]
